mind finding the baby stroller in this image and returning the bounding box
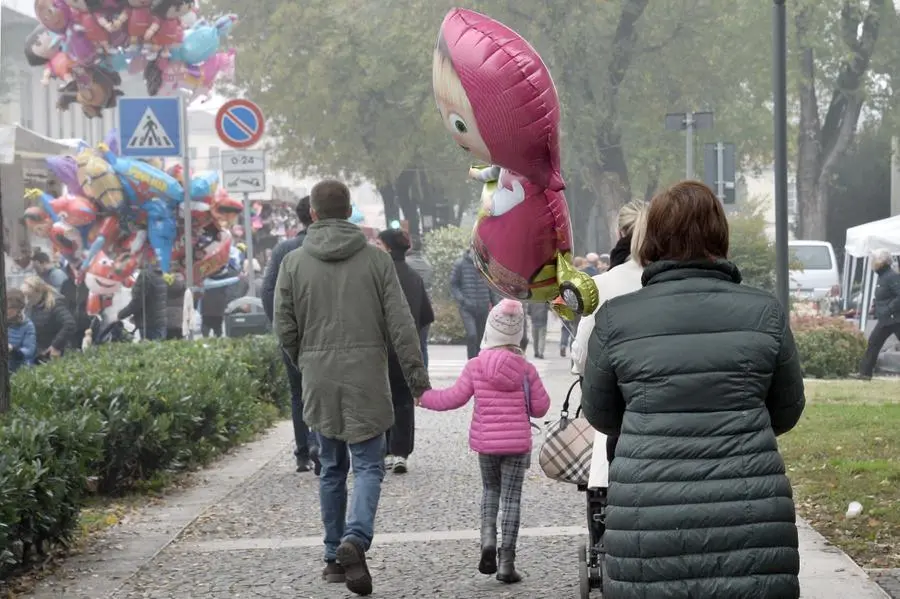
[568,378,608,598]
[578,484,607,598]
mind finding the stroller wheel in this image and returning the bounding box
[578,543,591,598]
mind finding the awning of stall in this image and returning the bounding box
[1,124,82,258]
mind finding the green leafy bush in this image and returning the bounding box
[791,316,867,378]
[429,300,466,344]
[423,225,471,302]
[729,201,777,291]
[1,336,287,578]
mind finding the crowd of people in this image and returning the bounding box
[7,177,830,599]
[268,178,807,599]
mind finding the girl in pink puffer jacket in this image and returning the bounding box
[418,299,550,585]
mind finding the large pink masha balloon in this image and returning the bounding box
[432,8,597,317]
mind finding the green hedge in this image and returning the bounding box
[0,336,288,578]
[791,315,867,379]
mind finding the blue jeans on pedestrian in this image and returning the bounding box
[418,325,430,370]
[280,349,318,460]
[144,326,167,341]
[318,433,386,561]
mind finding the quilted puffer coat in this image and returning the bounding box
[581,259,806,599]
[419,348,550,454]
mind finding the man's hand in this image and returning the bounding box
[414,396,422,407]
[48,346,62,359]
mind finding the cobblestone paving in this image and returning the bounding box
[111,354,588,598]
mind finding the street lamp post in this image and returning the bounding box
[773,0,790,309]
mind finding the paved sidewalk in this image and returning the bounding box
[26,346,891,598]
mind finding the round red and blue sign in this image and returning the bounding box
[215,99,266,149]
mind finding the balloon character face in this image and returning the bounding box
[433,9,563,191]
[23,25,61,67]
[211,188,241,226]
[35,0,73,33]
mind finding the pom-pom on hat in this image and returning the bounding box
[482,299,525,349]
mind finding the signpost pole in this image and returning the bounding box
[716,142,725,201]
[180,94,194,339]
[243,192,255,296]
[685,112,694,179]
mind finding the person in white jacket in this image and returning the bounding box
[572,201,648,489]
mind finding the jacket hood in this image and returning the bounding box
[480,349,528,393]
[303,219,368,262]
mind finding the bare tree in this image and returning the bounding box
[795,0,886,239]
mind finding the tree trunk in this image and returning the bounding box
[378,182,400,224]
[794,0,884,239]
[394,169,420,236]
[589,146,631,252]
[0,186,9,414]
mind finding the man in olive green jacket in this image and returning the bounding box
[274,180,430,596]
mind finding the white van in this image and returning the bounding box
[788,240,840,299]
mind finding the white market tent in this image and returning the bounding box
[843,215,900,330]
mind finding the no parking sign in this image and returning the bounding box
[215,99,266,149]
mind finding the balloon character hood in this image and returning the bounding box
[433,8,564,192]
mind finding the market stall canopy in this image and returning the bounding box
[0,124,80,164]
[844,215,900,257]
[1,125,81,259]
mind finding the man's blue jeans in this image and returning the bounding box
[280,349,318,460]
[318,433,385,561]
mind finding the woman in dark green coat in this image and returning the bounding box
[581,181,805,599]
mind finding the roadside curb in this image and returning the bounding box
[27,421,293,599]
[798,519,891,598]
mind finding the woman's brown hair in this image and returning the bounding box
[639,180,729,266]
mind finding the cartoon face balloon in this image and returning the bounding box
[432,9,597,318]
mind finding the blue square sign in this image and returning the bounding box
[118,97,183,158]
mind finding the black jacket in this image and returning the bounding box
[450,251,494,313]
[29,300,76,354]
[262,231,306,322]
[873,265,900,323]
[165,275,186,330]
[118,268,168,334]
[581,260,805,599]
[388,253,434,391]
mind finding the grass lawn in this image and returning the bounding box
[779,379,900,569]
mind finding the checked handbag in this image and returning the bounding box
[538,379,595,485]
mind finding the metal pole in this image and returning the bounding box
[773,0,790,309]
[180,95,194,339]
[716,142,725,201]
[243,192,255,296]
[685,112,694,179]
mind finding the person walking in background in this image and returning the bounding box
[406,236,434,367]
[418,299,550,584]
[583,253,601,276]
[580,181,804,599]
[376,228,434,475]
[450,249,494,359]
[7,289,37,373]
[856,248,900,379]
[263,196,320,473]
[198,268,236,338]
[165,273,187,340]
[117,265,168,340]
[527,302,549,359]
[32,250,71,297]
[275,180,430,596]
[21,276,75,363]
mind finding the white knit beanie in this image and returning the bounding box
[481,299,525,349]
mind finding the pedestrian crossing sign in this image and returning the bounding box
[118,97,183,158]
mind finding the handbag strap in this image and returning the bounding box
[562,378,584,418]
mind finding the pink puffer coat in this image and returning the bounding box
[419,349,551,455]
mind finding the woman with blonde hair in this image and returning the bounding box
[21,275,75,362]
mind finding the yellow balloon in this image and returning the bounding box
[75,149,124,212]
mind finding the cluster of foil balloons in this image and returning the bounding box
[431,8,598,319]
[24,129,242,315]
[26,0,237,118]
